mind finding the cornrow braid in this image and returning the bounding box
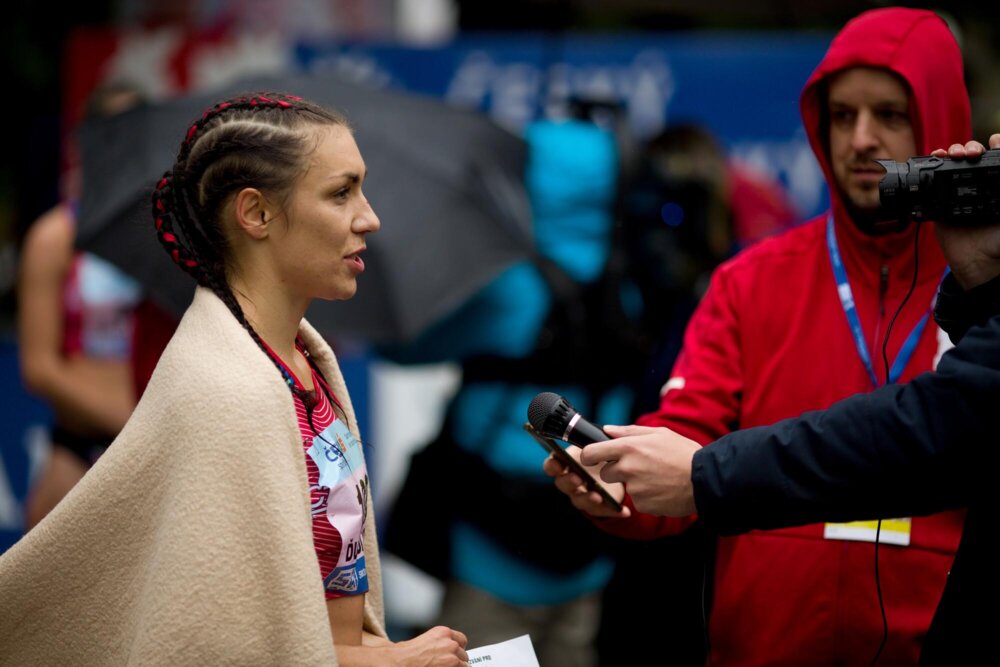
[174,94,300,165]
[152,172,204,280]
[152,92,348,406]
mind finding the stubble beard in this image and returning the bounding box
[839,184,909,236]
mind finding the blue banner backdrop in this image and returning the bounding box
[296,32,833,218]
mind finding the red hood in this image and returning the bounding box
[799,8,970,289]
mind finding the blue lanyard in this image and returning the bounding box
[826,216,933,388]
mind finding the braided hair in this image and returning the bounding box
[151,92,349,407]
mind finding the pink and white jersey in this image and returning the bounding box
[282,349,369,600]
[62,252,142,359]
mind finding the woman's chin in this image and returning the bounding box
[319,282,358,302]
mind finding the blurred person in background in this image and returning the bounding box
[17,81,145,529]
[551,7,971,665]
[624,123,796,416]
[382,108,640,667]
[600,122,796,665]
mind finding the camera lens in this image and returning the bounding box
[876,158,909,223]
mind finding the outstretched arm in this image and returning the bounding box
[578,308,997,527]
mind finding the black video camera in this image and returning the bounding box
[877,148,1000,226]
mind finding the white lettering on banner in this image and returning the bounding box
[311,53,395,88]
[446,50,676,136]
[492,62,544,132]
[446,52,543,131]
[446,51,495,110]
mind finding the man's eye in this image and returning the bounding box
[879,110,909,124]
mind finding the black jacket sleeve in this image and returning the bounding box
[692,307,1000,536]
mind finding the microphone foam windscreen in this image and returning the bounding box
[527,392,575,437]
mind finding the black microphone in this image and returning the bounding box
[527,392,610,447]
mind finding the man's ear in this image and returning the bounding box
[233,187,274,240]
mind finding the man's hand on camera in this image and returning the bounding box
[930,134,1000,160]
[932,133,1000,290]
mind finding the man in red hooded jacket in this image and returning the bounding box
[557,8,971,665]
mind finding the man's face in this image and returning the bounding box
[828,67,916,212]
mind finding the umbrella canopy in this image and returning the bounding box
[76,72,533,343]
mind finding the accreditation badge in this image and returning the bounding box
[824,518,912,546]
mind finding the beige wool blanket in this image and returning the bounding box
[0,287,385,665]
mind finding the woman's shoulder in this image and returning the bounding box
[147,290,292,406]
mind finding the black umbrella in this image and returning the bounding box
[76,72,533,343]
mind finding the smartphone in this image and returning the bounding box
[524,422,623,512]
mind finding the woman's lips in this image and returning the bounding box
[345,251,365,272]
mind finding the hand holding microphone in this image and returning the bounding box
[531,391,702,517]
[530,392,628,518]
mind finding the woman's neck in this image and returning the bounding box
[229,277,309,362]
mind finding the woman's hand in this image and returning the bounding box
[338,626,468,666]
[385,626,469,666]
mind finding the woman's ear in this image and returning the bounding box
[232,187,273,240]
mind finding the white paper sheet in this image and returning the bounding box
[467,634,540,666]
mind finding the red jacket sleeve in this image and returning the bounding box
[594,265,744,540]
[640,261,744,442]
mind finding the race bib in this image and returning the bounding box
[307,419,370,595]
